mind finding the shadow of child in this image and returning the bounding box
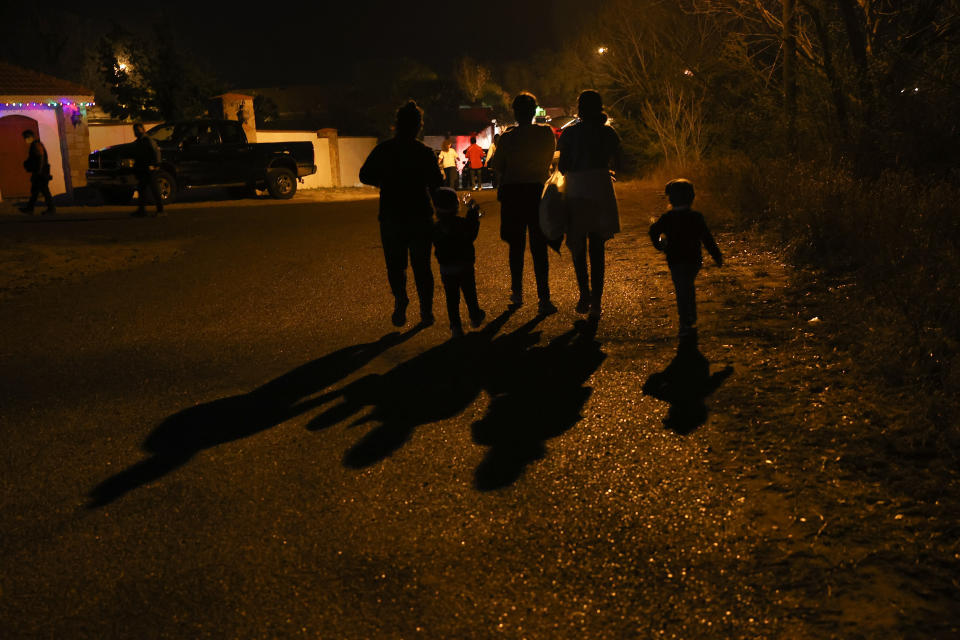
[642,335,733,435]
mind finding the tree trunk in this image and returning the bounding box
[808,2,849,134]
[835,0,874,123]
[783,0,798,151]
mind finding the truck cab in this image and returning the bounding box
[87,120,316,204]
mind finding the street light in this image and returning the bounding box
[597,46,609,55]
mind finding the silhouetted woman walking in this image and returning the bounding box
[360,100,444,327]
[557,90,621,319]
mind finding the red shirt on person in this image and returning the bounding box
[464,143,485,170]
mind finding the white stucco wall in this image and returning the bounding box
[338,137,377,187]
[88,122,161,152]
[89,126,333,189]
[256,131,332,189]
[0,108,66,197]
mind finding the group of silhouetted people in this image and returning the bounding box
[361,90,723,341]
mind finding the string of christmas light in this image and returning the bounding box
[0,101,95,108]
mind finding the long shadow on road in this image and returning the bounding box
[308,311,606,491]
[642,336,733,435]
[87,327,422,508]
[472,319,606,490]
[305,310,520,467]
[91,310,609,506]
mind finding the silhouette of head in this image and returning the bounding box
[512,92,538,124]
[395,100,423,138]
[577,90,607,124]
[665,178,695,207]
[22,129,36,144]
[133,123,146,138]
[470,136,477,144]
[432,187,459,217]
[441,138,451,151]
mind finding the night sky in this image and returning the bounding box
[2,0,595,87]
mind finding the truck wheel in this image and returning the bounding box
[101,188,134,205]
[154,171,176,204]
[266,168,297,199]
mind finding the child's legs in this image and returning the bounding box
[670,263,700,334]
[460,267,481,316]
[440,272,463,328]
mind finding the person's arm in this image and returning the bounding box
[426,148,443,189]
[28,141,44,174]
[466,202,481,240]
[649,215,667,251]
[358,145,383,187]
[488,136,504,177]
[701,216,723,266]
[608,128,622,175]
[557,129,571,175]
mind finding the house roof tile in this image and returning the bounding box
[0,61,93,97]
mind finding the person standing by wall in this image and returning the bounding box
[557,90,621,320]
[360,100,443,327]
[131,123,164,217]
[20,130,55,215]
[438,138,460,189]
[488,92,557,314]
[463,136,485,191]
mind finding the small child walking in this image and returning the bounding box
[648,179,723,340]
[432,188,486,337]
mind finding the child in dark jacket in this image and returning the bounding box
[432,187,486,337]
[649,179,723,339]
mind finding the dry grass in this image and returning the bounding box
[659,158,960,430]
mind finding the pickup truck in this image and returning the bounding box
[86,120,316,204]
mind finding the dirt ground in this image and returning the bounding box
[605,182,958,636]
[2,182,957,637]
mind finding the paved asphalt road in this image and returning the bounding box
[1,192,782,638]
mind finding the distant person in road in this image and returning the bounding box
[488,92,557,314]
[463,136,485,191]
[20,129,55,215]
[360,100,443,327]
[432,187,486,338]
[649,178,723,341]
[485,133,500,188]
[131,123,164,217]
[438,138,460,189]
[557,90,621,320]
